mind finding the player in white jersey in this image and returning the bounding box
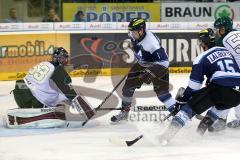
[197,18,240,134]
[13,47,75,108]
[110,18,176,123]
[214,16,235,47]
[222,31,240,128]
[207,16,238,132]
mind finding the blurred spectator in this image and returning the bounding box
[196,0,227,1]
[73,10,87,22]
[64,0,99,2]
[3,8,22,23]
[42,8,60,22]
[214,0,226,2]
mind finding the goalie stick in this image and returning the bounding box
[82,75,127,126]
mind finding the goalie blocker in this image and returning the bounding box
[6,95,96,129]
[71,95,96,120]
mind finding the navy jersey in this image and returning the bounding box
[132,31,169,68]
[184,46,240,99]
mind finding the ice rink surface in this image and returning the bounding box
[1,74,240,160]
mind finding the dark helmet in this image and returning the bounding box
[128,18,146,31]
[198,28,215,48]
[52,47,69,66]
[214,16,233,33]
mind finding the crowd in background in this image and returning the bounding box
[2,7,61,23]
[64,0,154,2]
[1,0,240,23]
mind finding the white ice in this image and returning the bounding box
[0,74,240,160]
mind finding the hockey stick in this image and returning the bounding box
[109,134,144,147]
[82,75,127,126]
[109,110,174,147]
[195,114,204,120]
[98,105,166,111]
[109,87,185,147]
[97,108,123,111]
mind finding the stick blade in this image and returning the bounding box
[82,120,88,126]
[109,135,144,147]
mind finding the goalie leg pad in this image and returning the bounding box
[72,95,96,120]
[5,108,67,129]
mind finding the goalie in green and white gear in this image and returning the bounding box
[9,47,95,128]
[222,31,240,129]
[14,47,74,108]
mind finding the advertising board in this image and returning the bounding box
[161,3,240,22]
[63,3,160,22]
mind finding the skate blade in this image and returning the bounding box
[208,130,226,136]
[110,120,128,125]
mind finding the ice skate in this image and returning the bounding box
[196,116,214,136]
[158,120,183,146]
[227,119,240,128]
[208,118,226,133]
[110,107,129,124]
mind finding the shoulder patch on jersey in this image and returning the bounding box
[140,31,161,54]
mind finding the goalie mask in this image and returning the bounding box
[198,28,215,51]
[52,47,69,66]
[128,18,146,41]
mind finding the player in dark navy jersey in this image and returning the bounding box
[110,18,176,123]
[196,17,239,134]
[157,28,240,145]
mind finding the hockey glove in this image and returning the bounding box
[170,105,181,116]
[176,96,188,108]
[139,63,167,84]
[140,68,153,84]
[173,87,188,116]
[169,97,189,117]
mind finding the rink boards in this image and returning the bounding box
[0,30,195,80]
